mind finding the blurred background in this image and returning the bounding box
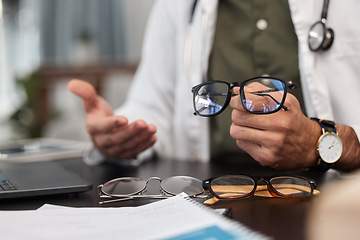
[0,0,155,143]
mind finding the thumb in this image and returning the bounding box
[68,79,98,112]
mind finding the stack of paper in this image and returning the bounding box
[0,193,269,239]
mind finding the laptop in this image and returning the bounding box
[0,138,87,162]
[0,160,92,199]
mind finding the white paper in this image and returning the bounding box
[0,193,268,240]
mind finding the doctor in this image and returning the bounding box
[68,0,360,172]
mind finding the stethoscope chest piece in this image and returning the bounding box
[308,0,334,52]
[308,20,334,51]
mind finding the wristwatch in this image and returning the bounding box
[310,118,343,171]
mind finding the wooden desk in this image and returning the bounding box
[0,157,342,240]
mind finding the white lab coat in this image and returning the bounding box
[85,0,360,165]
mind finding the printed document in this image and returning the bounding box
[0,193,269,240]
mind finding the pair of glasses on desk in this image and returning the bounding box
[97,175,318,205]
[97,176,205,205]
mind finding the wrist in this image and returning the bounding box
[332,125,360,171]
[308,118,343,171]
[307,119,322,168]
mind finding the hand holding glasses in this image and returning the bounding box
[192,77,297,116]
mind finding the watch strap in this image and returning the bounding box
[311,118,337,134]
[310,157,333,172]
[310,118,336,171]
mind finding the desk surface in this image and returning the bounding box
[0,157,343,240]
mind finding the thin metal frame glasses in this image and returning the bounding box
[192,77,296,117]
[97,176,205,204]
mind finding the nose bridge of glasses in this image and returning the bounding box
[227,82,241,97]
[257,178,279,194]
[255,177,269,186]
[146,176,162,183]
[146,177,162,188]
[255,177,278,192]
[229,82,241,89]
[142,177,163,195]
[253,177,290,198]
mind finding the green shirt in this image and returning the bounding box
[208,0,305,160]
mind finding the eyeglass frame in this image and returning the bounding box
[202,174,317,200]
[191,76,297,117]
[97,176,206,204]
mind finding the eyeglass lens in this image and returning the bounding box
[242,78,286,113]
[194,78,286,116]
[194,81,229,116]
[160,176,204,196]
[208,175,312,199]
[102,177,147,197]
[269,176,312,198]
[101,176,204,197]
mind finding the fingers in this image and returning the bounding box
[69,78,115,120]
[68,79,97,103]
[230,92,301,131]
[68,79,99,112]
[235,139,286,169]
[229,91,317,170]
[230,87,243,110]
[68,79,156,159]
[92,120,157,159]
[107,133,157,159]
[230,122,276,150]
[231,107,271,131]
[86,115,128,135]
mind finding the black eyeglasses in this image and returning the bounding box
[191,77,296,116]
[97,176,205,204]
[202,175,317,202]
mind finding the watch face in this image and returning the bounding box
[318,132,343,164]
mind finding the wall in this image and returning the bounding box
[0,0,155,142]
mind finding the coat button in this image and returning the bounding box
[256,19,268,31]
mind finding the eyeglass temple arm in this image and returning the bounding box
[99,195,170,205]
[196,93,228,97]
[247,79,297,94]
[99,197,135,205]
[100,192,208,205]
[247,80,297,110]
[248,90,289,111]
[203,187,320,205]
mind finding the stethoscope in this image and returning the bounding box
[308,0,334,51]
[184,0,208,85]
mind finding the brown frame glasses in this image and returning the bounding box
[202,174,317,201]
